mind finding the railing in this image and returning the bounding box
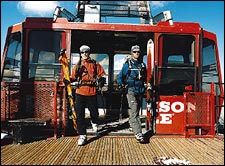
[215,82,224,134]
[1,82,58,138]
[184,83,215,137]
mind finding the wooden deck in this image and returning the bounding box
[1,135,224,165]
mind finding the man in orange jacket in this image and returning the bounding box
[71,45,106,146]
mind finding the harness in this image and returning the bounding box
[75,59,98,87]
[123,58,146,93]
[126,58,145,81]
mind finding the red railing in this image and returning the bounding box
[1,82,59,137]
[184,83,215,137]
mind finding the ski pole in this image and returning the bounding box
[100,87,109,130]
[119,91,123,124]
[119,85,126,124]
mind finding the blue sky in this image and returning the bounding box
[1,1,224,79]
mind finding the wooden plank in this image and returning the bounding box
[1,136,224,165]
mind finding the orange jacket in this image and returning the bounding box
[71,58,105,96]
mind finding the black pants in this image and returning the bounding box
[75,94,99,135]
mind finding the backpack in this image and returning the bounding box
[124,57,146,81]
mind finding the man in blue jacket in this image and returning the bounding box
[117,45,147,143]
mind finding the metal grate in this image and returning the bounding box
[1,82,8,120]
[185,93,212,125]
[1,82,57,123]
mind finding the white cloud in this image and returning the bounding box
[17,1,60,17]
[114,57,127,71]
[98,57,108,66]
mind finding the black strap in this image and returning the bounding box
[126,59,145,80]
[75,58,97,82]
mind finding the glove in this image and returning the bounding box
[118,84,126,93]
[146,83,152,91]
[63,78,70,86]
[60,48,66,55]
[98,77,106,88]
[118,84,123,90]
[70,77,77,82]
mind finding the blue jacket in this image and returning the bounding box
[117,58,147,94]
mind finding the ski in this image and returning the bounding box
[59,49,77,130]
[146,39,156,134]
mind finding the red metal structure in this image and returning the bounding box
[1,1,224,141]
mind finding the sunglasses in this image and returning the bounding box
[80,51,90,54]
[133,51,140,53]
